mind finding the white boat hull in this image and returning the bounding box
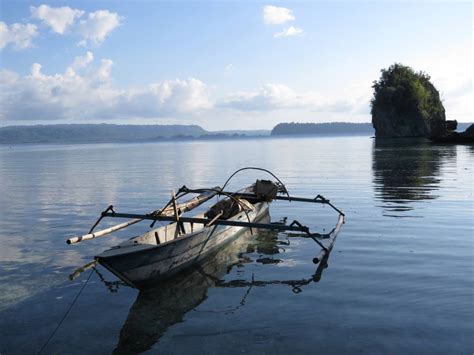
[96,201,269,287]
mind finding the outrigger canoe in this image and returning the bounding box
[67,168,345,288]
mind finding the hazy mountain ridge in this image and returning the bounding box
[0,124,207,144]
[0,124,272,144]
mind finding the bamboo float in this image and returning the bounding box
[67,219,142,245]
[66,188,220,245]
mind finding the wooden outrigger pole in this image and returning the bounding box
[66,187,220,245]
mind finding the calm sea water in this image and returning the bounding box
[0,136,472,354]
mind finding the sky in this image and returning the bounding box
[0,1,472,130]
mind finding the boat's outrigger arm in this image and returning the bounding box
[177,186,345,216]
[98,211,313,233]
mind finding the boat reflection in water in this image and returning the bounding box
[372,139,456,217]
[112,225,330,354]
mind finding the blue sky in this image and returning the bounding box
[0,1,472,130]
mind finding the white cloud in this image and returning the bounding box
[0,59,211,122]
[30,5,84,34]
[28,5,121,47]
[225,64,234,73]
[274,26,303,38]
[263,5,295,25]
[70,51,94,70]
[219,83,365,113]
[114,78,212,118]
[0,22,38,50]
[78,10,122,46]
[97,59,114,80]
[220,84,302,111]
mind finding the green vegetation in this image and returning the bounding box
[371,63,446,138]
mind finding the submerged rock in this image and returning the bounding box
[431,124,474,144]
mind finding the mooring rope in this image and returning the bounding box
[38,269,94,354]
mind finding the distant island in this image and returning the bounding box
[271,122,374,136]
[371,63,473,143]
[1,122,472,145]
[0,124,269,145]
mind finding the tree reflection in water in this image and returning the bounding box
[372,139,456,217]
[111,228,329,354]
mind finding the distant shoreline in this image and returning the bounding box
[1,122,470,145]
[0,131,374,146]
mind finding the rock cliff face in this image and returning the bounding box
[371,64,446,138]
